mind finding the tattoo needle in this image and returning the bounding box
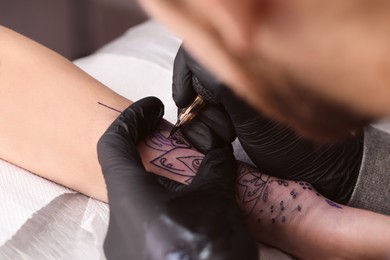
[169,94,207,137]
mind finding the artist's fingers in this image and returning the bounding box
[187,145,237,191]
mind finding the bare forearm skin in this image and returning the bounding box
[0,25,133,201]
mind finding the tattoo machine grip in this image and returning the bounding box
[169,76,216,137]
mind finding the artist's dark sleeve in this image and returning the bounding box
[348,126,390,215]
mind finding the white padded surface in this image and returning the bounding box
[0,160,108,259]
[0,160,72,246]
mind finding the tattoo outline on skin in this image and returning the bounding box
[325,199,343,209]
[144,121,204,183]
[142,121,343,225]
[235,164,344,225]
[236,163,271,216]
[276,180,289,187]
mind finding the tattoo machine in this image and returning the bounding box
[169,76,217,137]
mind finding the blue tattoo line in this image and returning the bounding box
[325,199,343,209]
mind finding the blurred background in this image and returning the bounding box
[0,0,148,60]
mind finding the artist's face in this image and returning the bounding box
[233,66,373,141]
[137,0,390,140]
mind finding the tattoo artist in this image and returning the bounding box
[172,46,390,215]
[96,1,390,257]
[137,0,390,214]
[95,51,389,260]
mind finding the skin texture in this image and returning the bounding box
[1,25,390,259]
[137,0,390,140]
[0,25,131,201]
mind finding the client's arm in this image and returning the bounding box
[0,25,131,201]
[138,120,390,260]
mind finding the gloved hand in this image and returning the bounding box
[97,97,258,260]
[172,46,364,204]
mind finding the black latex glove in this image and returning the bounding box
[97,97,258,260]
[172,46,364,204]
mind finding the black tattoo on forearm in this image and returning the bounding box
[144,121,203,184]
[144,120,343,225]
[236,163,270,216]
[235,163,343,225]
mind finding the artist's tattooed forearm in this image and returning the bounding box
[144,121,204,184]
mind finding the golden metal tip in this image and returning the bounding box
[169,123,180,138]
